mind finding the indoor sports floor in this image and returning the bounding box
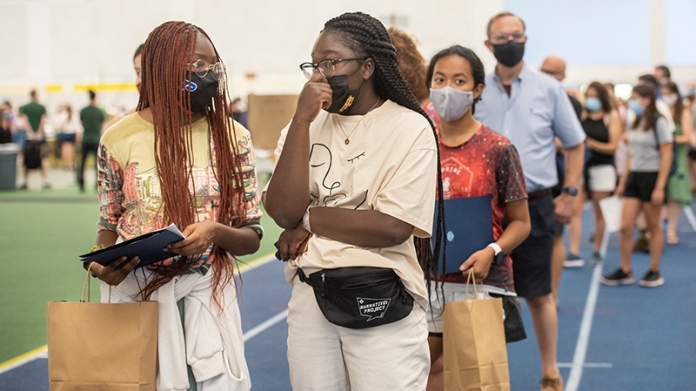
[1,169,695,391]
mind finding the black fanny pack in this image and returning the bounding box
[299,267,414,329]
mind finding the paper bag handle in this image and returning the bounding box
[80,263,111,303]
[464,268,479,299]
[80,263,94,302]
[464,268,491,300]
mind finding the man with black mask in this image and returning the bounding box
[474,12,586,391]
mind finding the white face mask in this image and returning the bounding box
[662,94,679,107]
[429,86,474,122]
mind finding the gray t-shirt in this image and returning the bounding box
[627,116,673,172]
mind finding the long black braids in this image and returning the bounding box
[324,12,446,295]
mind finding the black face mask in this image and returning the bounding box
[492,40,525,67]
[183,72,218,113]
[326,74,361,114]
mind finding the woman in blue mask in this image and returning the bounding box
[602,84,673,288]
[567,82,621,265]
[423,45,531,391]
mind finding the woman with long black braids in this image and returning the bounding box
[89,21,262,390]
[264,11,445,391]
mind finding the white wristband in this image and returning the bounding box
[301,207,312,233]
[487,242,502,256]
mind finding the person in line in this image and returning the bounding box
[387,26,440,127]
[19,89,50,189]
[423,45,531,391]
[86,21,262,390]
[631,74,675,252]
[78,90,106,192]
[602,84,672,288]
[53,103,79,170]
[474,12,586,391]
[539,56,583,305]
[662,82,693,244]
[264,12,444,391]
[654,65,671,91]
[567,82,621,264]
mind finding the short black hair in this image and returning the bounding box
[426,45,486,112]
[88,90,96,100]
[655,65,671,79]
[638,74,659,89]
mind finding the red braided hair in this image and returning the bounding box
[136,21,247,307]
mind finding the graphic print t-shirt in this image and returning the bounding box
[270,100,438,309]
[439,124,527,292]
[97,113,262,270]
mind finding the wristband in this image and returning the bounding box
[301,207,312,233]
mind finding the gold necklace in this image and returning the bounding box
[336,98,381,145]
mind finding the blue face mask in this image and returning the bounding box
[628,99,644,116]
[585,97,602,112]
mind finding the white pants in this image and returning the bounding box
[287,274,430,391]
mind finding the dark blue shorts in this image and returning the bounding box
[510,194,555,298]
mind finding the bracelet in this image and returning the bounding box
[301,207,312,233]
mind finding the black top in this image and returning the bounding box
[582,116,614,167]
[0,126,11,144]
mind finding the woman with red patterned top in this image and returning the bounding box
[424,45,531,391]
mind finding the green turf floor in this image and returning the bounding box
[0,186,281,363]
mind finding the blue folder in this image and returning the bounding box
[432,195,494,274]
[79,223,186,269]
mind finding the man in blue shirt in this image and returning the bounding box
[474,12,586,391]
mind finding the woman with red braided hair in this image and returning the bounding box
[87,21,262,391]
[264,11,445,391]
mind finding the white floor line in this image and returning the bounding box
[683,206,696,232]
[558,362,612,369]
[566,263,603,391]
[243,309,289,342]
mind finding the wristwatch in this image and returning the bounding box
[487,242,503,265]
[562,186,578,196]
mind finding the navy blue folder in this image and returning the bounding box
[433,195,494,274]
[79,223,186,269]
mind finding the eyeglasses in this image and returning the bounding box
[489,32,526,45]
[188,59,226,79]
[299,57,368,80]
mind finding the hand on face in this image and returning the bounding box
[295,72,333,124]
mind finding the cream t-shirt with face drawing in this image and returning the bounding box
[268,100,438,309]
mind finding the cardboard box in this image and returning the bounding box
[247,94,298,151]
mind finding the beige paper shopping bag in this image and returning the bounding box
[443,271,510,391]
[47,268,158,391]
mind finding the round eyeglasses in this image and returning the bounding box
[299,57,368,80]
[188,59,226,79]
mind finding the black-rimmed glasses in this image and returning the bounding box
[299,57,368,80]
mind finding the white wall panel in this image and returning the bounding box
[0,0,693,112]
